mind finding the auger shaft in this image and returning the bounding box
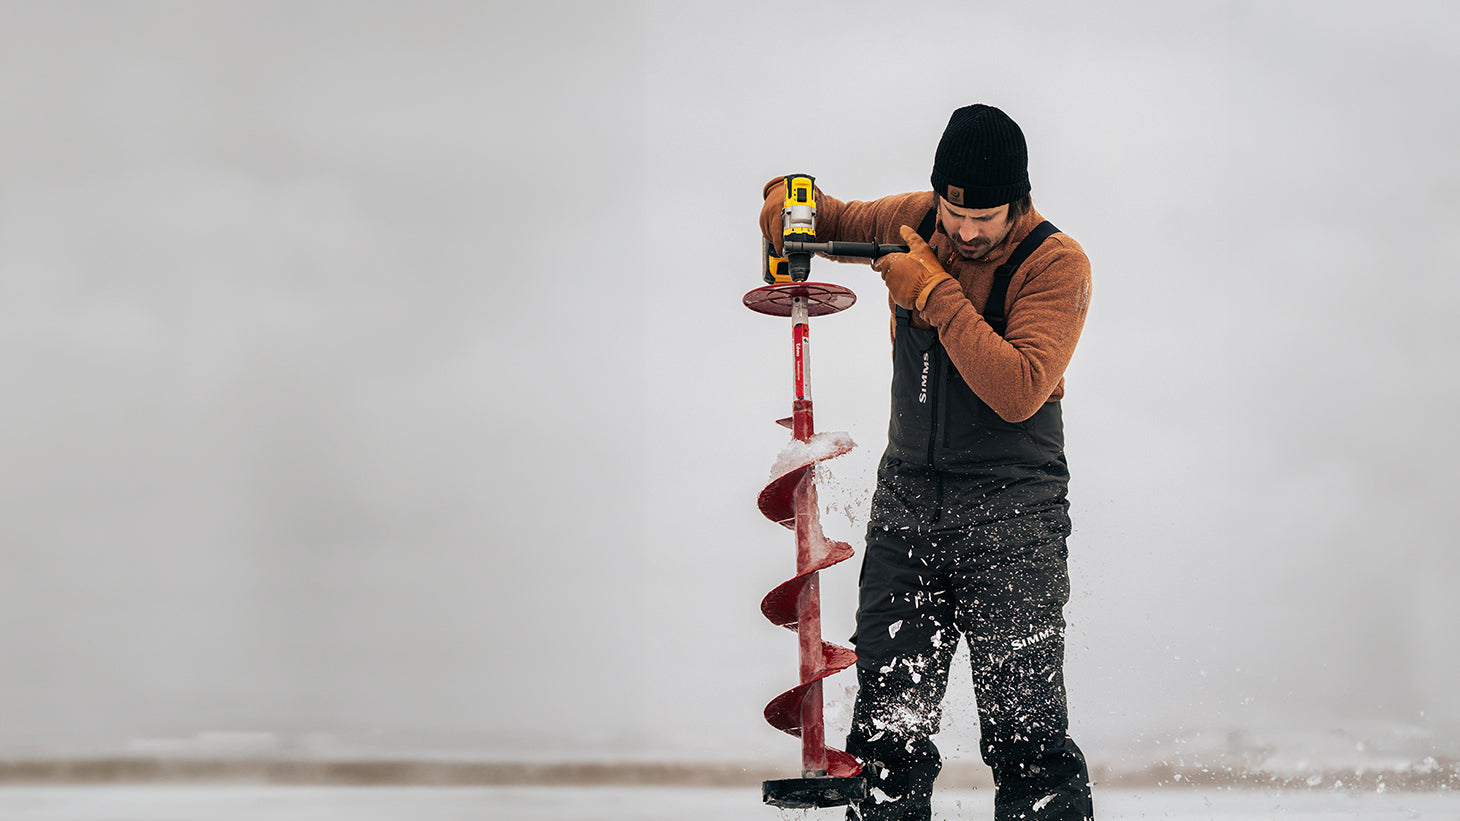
[791,296,812,435]
[795,486,827,776]
[790,294,827,776]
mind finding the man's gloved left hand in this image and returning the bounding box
[873,225,954,311]
[759,176,787,255]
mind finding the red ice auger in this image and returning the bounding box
[743,173,874,811]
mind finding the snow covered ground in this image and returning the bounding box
[0,785,1455,820]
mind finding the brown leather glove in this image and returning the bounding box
[872,225,954,311]
[759,176,787,255]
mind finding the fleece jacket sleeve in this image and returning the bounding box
[918,229,1092,422]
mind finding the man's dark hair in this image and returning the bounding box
[1008,193,1033,221]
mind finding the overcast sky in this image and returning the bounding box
[2,1,1458,764]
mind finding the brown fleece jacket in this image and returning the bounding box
[761,180,1091,422]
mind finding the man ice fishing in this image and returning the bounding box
[759,104,1095,821]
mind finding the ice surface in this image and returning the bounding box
[0,786,1455,820]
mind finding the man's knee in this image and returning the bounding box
[970,628,1072,766]
[848,657,945,752]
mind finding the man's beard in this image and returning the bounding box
[955,237,995,260]
[938,211,1013,261]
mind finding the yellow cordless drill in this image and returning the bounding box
[763,174,818,284]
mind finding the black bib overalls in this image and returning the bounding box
[846,224,1094,821]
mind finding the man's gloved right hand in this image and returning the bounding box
[873,225,954,311]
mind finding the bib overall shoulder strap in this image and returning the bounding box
[985,220,1059,336]
[915,205,938,243]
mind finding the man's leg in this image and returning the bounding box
[956,511,1093,821]
[845,526,959,821]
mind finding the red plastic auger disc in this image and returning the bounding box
[743,282,857,317]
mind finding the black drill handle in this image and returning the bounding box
[783,240,909,259]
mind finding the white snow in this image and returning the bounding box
[768,431,856,482]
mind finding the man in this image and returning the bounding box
[759,104,1094,820]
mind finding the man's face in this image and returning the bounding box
[937,198,1014,260]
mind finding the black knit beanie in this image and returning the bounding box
[930,104,1030,208]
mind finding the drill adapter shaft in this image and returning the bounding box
[782,240,910,259]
